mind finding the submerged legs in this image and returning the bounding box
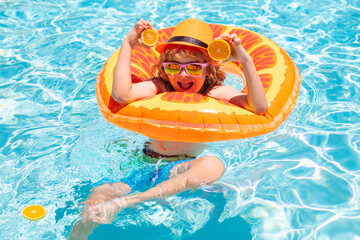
[69,156,225,239]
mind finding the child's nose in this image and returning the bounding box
[179,68,188,76]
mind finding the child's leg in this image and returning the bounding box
[69,167,155,239]
[69,220,98,240]
[76,156,224,225]
[114,156,225,209]
[85,165,158,206]
[84,182,132,207]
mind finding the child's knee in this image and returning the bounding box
[192,156,225,184]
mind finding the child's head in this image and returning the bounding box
[152,18,226,94]
[152,45,226,94]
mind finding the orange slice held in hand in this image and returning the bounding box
[141,29,158,47]
[207,39,231,61]
[22,205,46,221]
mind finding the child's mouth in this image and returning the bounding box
[177,81,193,90]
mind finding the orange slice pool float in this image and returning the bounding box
[96,24,302,142]
[22,205,46,221]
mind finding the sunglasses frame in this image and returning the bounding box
[162,62,209,77]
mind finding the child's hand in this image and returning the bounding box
[125,19,156,48]
[217,34,252,64]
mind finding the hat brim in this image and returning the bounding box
[155,41,208,53]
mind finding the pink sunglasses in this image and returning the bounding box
[162,62,209,77]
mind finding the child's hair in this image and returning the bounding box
[152,45,226,94]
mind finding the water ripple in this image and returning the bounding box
[1,0,360,239]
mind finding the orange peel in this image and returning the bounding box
[207,39,231,61]
[141,29,158,47]
[22,205,46,221]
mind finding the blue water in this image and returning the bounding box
[1,0,360,239]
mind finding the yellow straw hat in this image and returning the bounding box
[155,18,213,53]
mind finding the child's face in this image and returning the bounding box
[167,55,208,93]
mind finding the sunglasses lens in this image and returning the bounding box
[186,64,203,76]
[165,63,181,76]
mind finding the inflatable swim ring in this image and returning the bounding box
[96,24,302,142]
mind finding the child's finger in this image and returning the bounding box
[224,34,241,46]
[135,24,144,34]
[145,20,155,30]
[218,34,230,41]
[135,19,151,33]
[233,37,242,46]
[138,19,155,30]
[226,34,236,42]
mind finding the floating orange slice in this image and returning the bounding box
[207,39,231,61]
[22,205,46,221]
[141,29,158,47]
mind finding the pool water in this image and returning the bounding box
[1,0,360,239]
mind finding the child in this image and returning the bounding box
[70,18,267,237]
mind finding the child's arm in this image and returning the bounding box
[112,19,160,105]
[210,34,268,115]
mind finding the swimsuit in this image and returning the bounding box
[120,158,192,191]
[94,146,194,192]
[94,144,226,192]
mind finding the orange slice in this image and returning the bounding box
[22,205,46,221]
[141,29,158,47]
[207,39,231,61]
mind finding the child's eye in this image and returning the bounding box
[166,64,180,70]
[187,64,202,71]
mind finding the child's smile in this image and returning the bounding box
[170,73,205,93]
[177,80,193,90]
